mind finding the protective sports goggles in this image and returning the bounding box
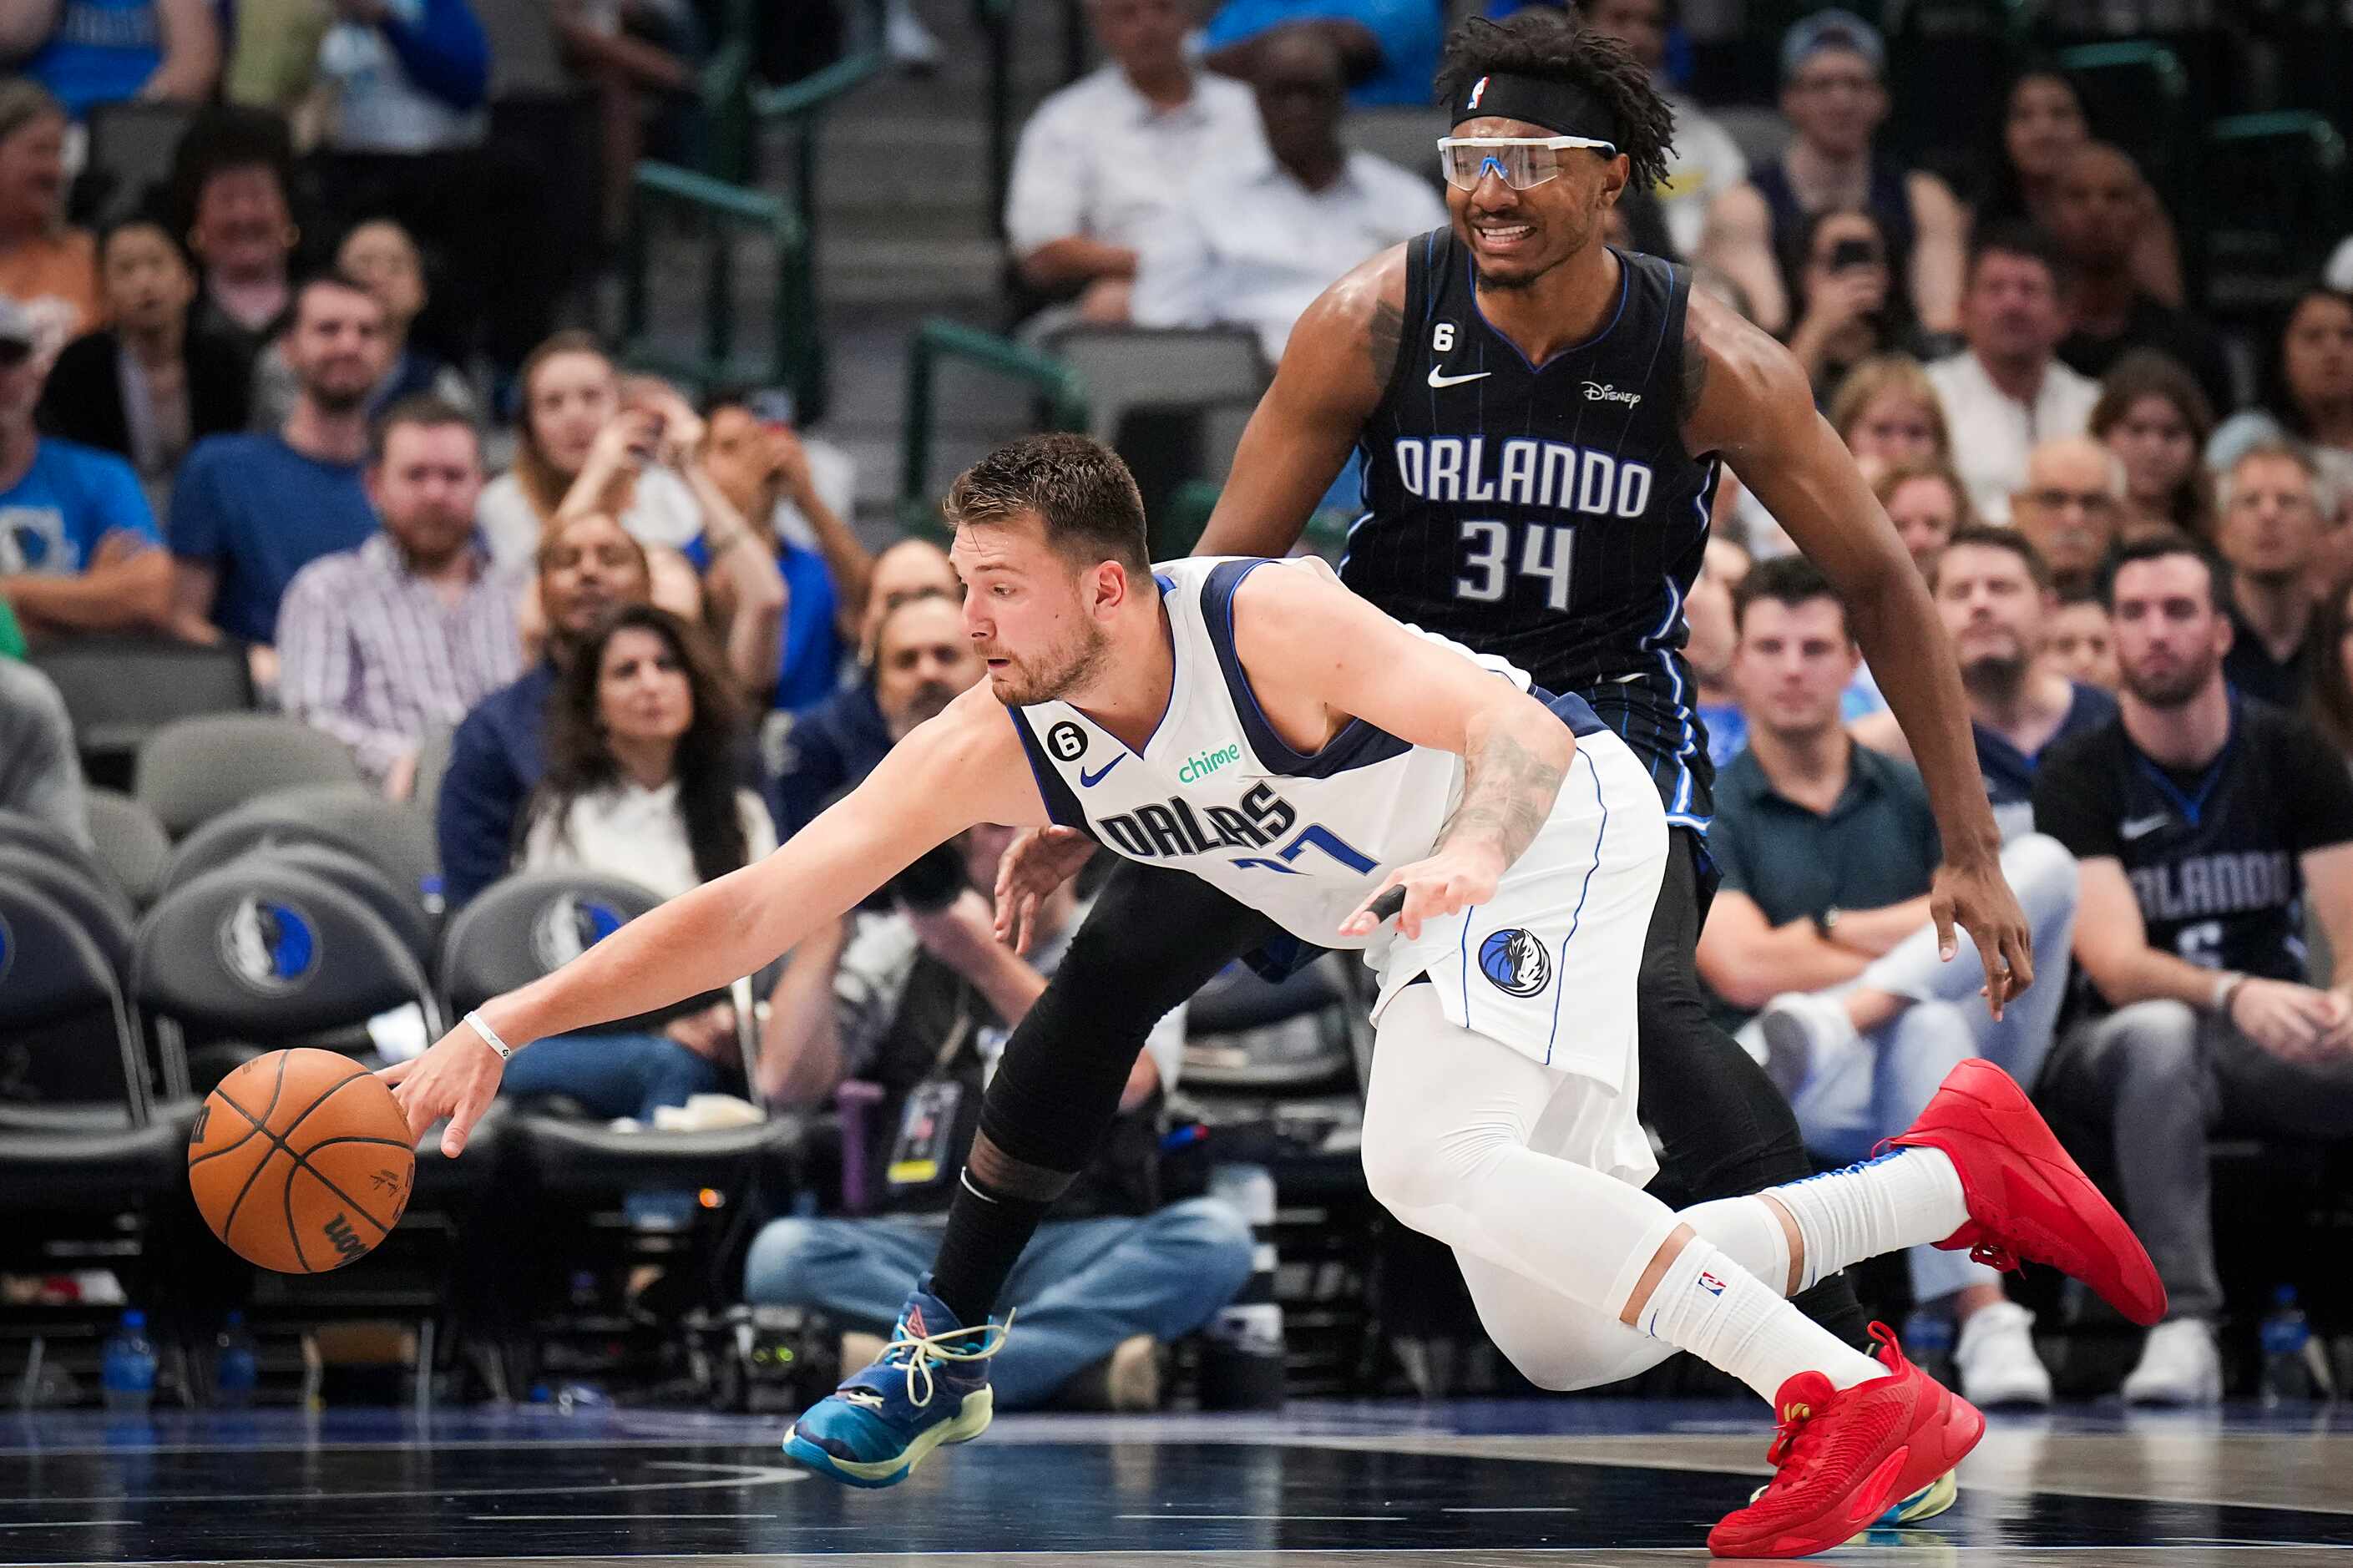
[1437,134,1620,191]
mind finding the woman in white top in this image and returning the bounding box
[500,603,778,1120]
[488,331,785,696]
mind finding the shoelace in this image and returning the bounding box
[873,1309,1016,1410]
[1760,1396,1826,1491]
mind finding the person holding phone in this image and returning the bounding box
[1784,207,1921,405]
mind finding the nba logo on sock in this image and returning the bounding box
[1467,75,1488,109]
[1697,1271,1727,1297]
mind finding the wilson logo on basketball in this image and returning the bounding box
[321,1212,367,1263]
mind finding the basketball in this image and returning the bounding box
[187,1049,416,1274]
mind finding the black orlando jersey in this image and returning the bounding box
[1346,231,1720,827]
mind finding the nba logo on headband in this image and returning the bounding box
[1467,75,1488,109]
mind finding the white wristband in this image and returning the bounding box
[2210,972,2247,1017]
[463,1009,514,1061]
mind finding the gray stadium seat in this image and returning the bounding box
[162,784,442,928]
[31,635,253,786]
[1342,108,1447,189]
[85,789,173,908]
[134,715,362,837]
[0,870,148,1125]
[0,807,137,917]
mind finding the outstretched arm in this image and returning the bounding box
[1195,245,1404,559]
[381,685,1049,1152]
[1682,287,2031,1011]
[1227,561,1574,939]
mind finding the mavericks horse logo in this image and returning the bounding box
[220,898,317,994]
[1476,927,1550,998]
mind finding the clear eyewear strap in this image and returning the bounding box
[1436,135,1619,191]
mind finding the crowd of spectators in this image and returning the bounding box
[6,0,2352,1410]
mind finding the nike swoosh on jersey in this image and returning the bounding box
[2120,813,2171,841]
[1080,756,1126,787]
[1426,367,1493,389]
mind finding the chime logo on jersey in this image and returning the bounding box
[1478,927,1550,997]
[1389,436,1656,518]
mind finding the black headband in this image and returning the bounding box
[1449,71,1622,149]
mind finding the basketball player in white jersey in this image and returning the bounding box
[387,436,2160,1559]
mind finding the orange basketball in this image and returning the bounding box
[188,1048,416,1273]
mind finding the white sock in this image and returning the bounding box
[1639,1240,1886,1401]
[1680,1195,1795,1296]
[1766,1147,1968,1292]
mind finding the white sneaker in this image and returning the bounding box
[1953,1299,2053,1407]
[2123,1318,2224,1406]
[1755,991,1857,1099]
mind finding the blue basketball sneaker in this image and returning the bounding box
[781,1277,1010,1489]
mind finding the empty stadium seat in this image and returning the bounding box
[0,870,148,1125]
[84,789,173,909]
[0,807,138,916]
[162,784,442,929]
[31,635,253,789]
[134,716,362,838]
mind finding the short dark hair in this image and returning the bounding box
[1732,553,1847,636]
[1432,10,1677,195]
[1930,521,2052,593]
[369,395,480,465]
[2056,581,2106,609]
[943,433,1150,574]
[293,268,383,323]
[97,210,190,269]
[2097,531,2231,613]
[1966,220,2064,288]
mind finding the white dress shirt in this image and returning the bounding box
[1131,145,1446,361]
[1925,350,2101,524]
[522,781,778,901]
[1004,64,1266,258]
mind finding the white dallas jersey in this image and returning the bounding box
[1009,557,1558,947]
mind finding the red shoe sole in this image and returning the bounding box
[1886,1379,1984,1510]
[1890,1059,2168,1327]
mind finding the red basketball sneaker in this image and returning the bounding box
[1883,1058,2168,1327]
[1708,1327,1983,1559]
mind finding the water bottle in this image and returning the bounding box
[99,1310,159,1413]
[1901,1308,1956,1387]
[215,1313,259,1409]
[2260,1287,2318,1405]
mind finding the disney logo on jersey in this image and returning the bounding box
[1478,927,1551,997]
[1581,382,1642,407]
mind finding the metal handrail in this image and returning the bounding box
[900,317,1090,533]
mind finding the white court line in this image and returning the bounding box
[0,1522,134,1530]
[463,1515,780,1522]
[1116,1514,1397,1522]
[1442,1506,1581,1513]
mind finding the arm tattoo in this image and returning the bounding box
[1367,296,1405,392]
[1435,718,1568,870]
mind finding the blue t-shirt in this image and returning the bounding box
[1979,680,2118,840]
[0,438,159,576]
[27,0,163,119]
[1200,0,1440,106]
[682,534,846,715]
[169,433,377,645]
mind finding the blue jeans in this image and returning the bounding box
[741,1197,1256,1409]
[501,1032,722,1121]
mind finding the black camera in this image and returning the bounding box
[884,839,968,914]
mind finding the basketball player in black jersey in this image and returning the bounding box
[797,8,2029,1500]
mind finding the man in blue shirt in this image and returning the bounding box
[0,296,173,639]
[169,273,391,661]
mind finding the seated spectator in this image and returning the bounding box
[1853,524,2117,841]
[1,6,58,68]
[857,537,963,656]
[0,655,89,846]
[1696,554,2077,1409]
[1699,9,1965,338]
[1927,225,2099,524]
[1974,66,2182,306]
[500,602,775,1120]
[170,272,392,666]
[695,389,868,716]
[1576,0,1743,260]
[0,82,98,355]
[2303,572,2353,769]
[2209,286,2353,530]
[2049,144,2229,414]
[2091,349,2214,541]
[1202,0,1423,109]
[249,219,473,432]
[0,295,174,640]
[774,586,982,837]
[276,397,519,799]
[38,215,253,509]
[1131,26,1443,362]
[2047,585,2117,691]
[2011,434,2126,601]
[313,0,488,157]
[175,114,302,367]
[1685,532,1747,772]
[1826,353,1949,474]
[437,508,654,908]
[2033,534,2353,1405]
[1875,458,1975,574]
[2214,438,2330,711]
[1005,0,1263,328]
[1783,206,1923,404]
[746,819,1252,1412]
[23,0,219,119]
